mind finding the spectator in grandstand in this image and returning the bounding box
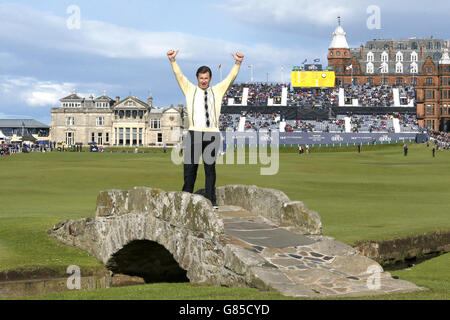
[168,49,243,209]
[223,82,416,108]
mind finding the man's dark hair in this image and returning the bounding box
[196,66,212,78]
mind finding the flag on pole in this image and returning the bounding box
[302,59,307,64]
[218,64,222,70]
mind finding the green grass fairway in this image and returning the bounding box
[20,252,449,300]
[0,143,449,299]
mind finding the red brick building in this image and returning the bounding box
[327,23,450,131]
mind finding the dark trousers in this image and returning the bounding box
[182,131,221,204]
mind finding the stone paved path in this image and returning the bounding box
[217,205,423,298]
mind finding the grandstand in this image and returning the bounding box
[223,83,416,108]
[219,82,421,139]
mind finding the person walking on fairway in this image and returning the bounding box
[168,49,243,209]
[403,143,408,157]
[432,146,436,158]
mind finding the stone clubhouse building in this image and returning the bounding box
[50,91,185,147]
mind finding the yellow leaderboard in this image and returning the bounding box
[291,71,335,88]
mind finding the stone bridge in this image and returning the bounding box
[48,185,422,298]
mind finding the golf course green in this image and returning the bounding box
[0,143,449,299]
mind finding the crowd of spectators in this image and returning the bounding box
[243,112,280,131]
[285,119,345,133]
[222,82,416,107]
[218,112,420,133]
[223,83,290,106]
[0,142,49,156]
[429,131,450,150]
[349,113,419,133]
[219,114,241,132]
[343,84,415,107]
[288,88,338,107]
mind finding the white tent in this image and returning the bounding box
[0,130,6,140]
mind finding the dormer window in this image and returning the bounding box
[367,52,374,62]
[396,51,404,62]
[381,51,389,62]
[411,51,418,62]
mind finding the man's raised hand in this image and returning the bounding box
[232,52,244,64]
[167,50,179,62]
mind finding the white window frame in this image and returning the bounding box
[66,132,74,145]
[367,52,374,62]
[96,117,105,126]
[151,119,161,129]
[411,51,418,62]
[366,62,374,74]
[381,51,389,62]
[66,117,74,126]
[396,62,404,74]
[410,62,418,74]
[396,51,404,62]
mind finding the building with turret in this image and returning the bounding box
[50,91,185,147]
[327,19,450,131]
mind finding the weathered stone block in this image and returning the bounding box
[281,201,322,235]
[96,190,129,217]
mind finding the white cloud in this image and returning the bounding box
[0,75,118,108]
[217,0,358,28]
[0,2,310,66]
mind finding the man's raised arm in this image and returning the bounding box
[216,52,244,97]
[167,50,192,96]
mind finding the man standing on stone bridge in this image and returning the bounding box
[167,49,244,209]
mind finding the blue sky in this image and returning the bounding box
[1,0,450,125]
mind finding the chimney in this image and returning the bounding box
[421,44,425,60]
[446,40,450,49]
[389,43,393,60]
[116,96,120,104]
[148,93,153,108]
[360,45,364,59]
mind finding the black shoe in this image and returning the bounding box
[212,202,219,210]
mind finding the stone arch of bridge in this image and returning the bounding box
[106,239,189,283]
